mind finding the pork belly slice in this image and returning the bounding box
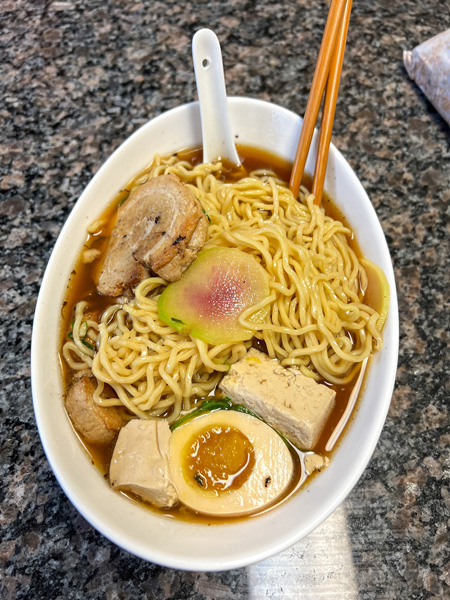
[219,349,336,450]
[97,174,208,296]
[65,373,126,444]
[109,419,178,508]
[156,216,208,282]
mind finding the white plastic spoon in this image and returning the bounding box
[192,28,241,166]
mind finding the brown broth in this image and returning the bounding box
[60,145,383,523]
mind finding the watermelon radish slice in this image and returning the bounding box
[158,247,269,344]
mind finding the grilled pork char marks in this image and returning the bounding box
[156,215,208,282]
[97,174,208,296]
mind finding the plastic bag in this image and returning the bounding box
[403,29,450,125]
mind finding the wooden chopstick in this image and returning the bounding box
[289,0,351,202]
[312,0,352,205]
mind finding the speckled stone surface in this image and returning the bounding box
[1,0,449,598]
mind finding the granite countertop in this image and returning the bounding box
[1,0,449,598]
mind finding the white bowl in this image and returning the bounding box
[31,98,399,571]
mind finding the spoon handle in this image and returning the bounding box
[192,29,241,166]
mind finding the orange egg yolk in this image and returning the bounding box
[182,424,255,493]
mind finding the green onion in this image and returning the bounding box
[201,207,211,225]
[81,338,95,351]
[68,320,95,351]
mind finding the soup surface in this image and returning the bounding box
[59,145,385,523]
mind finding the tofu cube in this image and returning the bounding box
[219,349,336,450]
[110,419,178,508]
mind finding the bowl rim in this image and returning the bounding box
[31,96,399,571]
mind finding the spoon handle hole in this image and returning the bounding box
[192,28,241,166]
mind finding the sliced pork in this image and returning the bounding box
[65,373,126,444]
[97,174,208,296]
[156,216,209,282]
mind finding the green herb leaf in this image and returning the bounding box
[81,339,95,351]
[68,320,95,351]
[170,396,290,447]
[201,207,211,225]
[193,472,204,488]
[232,403,264,421]
[67,318,75,341]
[170,398,233,431]
[118,193,130,206]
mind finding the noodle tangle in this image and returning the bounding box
[63,154,383,421]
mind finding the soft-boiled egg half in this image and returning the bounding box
[169,410,295,517]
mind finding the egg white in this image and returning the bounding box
[169,410,295,517]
